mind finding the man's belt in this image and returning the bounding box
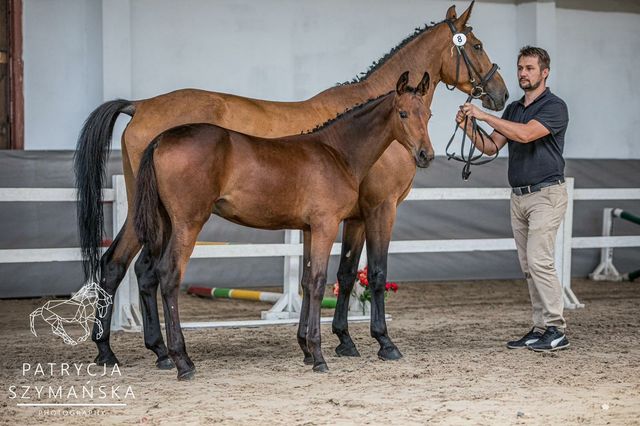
[512,178,565,196]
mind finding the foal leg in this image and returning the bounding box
[364,202,402,361]
[92,220,141,366]
[296,230,314,365]
[332,219,366,357]
[157,221,206,380]
[134,245,173,370]
[306,222,340,373]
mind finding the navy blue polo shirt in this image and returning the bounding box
[501,88,569,188]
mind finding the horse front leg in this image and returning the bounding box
[296,230,314,365]
[332,219,366,357]
[92,220,141,366]
[364,202,402,361]
[306,221,340,373]
[134,245,173,370]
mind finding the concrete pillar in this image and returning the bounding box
[516,0,557,87]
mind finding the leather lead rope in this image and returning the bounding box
[445,95,498,180]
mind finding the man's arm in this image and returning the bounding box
[455,109,508,156]
[460,103,550,144]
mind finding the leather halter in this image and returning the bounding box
[444,20,500,99]
[443,20,500,180]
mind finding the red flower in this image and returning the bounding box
[333,282,340,296]
[357,267,369,287]
[390,282,398,293]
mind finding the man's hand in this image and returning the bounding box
[455,109,466,128]
[460,103,489,121]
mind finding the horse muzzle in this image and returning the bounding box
[416,149,435,168]
[481,87,509,111]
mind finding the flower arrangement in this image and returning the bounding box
[332,266,398,313]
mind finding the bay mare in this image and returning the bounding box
[74,3,508,369]
[133,73,433,379]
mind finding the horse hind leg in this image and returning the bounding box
[135,242,174,370]
[157,217,209,381]
[92,219,142,366]
[332,219,365,357]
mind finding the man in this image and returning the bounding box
[456,46,570,352]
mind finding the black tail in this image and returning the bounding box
[74,99,135,282]
[133,140,161,250]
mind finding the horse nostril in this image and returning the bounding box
[504,90,510,103]
[418,150,434,163]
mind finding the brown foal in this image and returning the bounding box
[132,73,433,379]
[75,3,508,368]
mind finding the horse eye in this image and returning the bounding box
[474,44,483,51]
[399,111,408,119]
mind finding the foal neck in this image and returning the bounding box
[314,94,397,183]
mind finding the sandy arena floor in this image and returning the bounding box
[1,278,639,425]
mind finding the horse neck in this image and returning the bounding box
[319,94,397,183]
[308,23,448,111]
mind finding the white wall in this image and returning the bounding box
[23,0,102,150]
[22,0,640,159]
[556,7,640,158]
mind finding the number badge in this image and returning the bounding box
[452,33,467,47]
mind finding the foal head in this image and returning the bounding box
[392,71,434,168]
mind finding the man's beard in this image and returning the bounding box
[519,78,542,91]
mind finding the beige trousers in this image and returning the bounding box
[510,183,568,331]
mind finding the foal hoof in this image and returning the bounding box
[335,343,361,357]
[312,362,329,373]
[378,346,403,361]
[303,355,314,366]
[177,368,196,381]
[156,357,175,370]
[94,353,120,367]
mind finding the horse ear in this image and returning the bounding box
[455,1,475,30]
[446,5,457,21]
[396,71,410,94]
[417,72,430,96]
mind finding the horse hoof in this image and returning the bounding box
[312,362,329,373]
[94,354,120,367]
[303,355,314,365]
[335,343,360,357]
[177,368,196,381]
[156,357,175,370]
[378,346,403,361]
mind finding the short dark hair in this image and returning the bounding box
[518,46,550,72]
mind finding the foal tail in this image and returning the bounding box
[74,99,135,282]
[133,140,162,251]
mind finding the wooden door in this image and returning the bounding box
[0,0,9,149]
[1,0,23,150]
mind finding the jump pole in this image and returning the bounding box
[613,209,640,281]
[187,286,337,309]
[590,208,640,282]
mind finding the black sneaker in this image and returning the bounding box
[528,326,570,352]
[506,328,544,349]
